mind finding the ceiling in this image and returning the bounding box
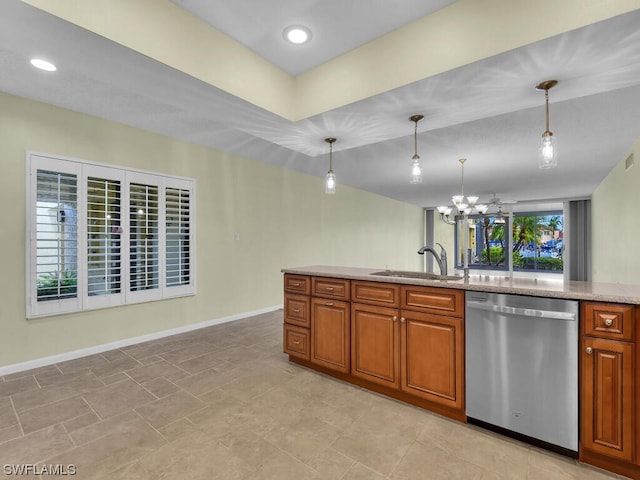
[2,1,640,211]
[170,0,459,75]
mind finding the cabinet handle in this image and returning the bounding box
[293,309,300,313]
[393,316,397,322]
[292,340,300,345]
[604,318,613,327]
[291,282,300,287]
[400,317,405,323]
[586,346,593,355]
[325,302,334,306]
[325,287,334,291]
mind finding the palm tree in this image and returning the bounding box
[547,215,562,237]
[512,215,536,253]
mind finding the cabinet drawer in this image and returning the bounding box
[312,277,350,300]
[283,324,310,360]
[352,281,400,307]
[284,294,310,327]
[401,285,463,318]
[583,302,635,341]
[284,274,311,295]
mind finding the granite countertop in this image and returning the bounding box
[281,265,640,305]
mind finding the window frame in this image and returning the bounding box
[26,152,196,319]
[454,209,563,274]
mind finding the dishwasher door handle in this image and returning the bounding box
[466,300,577,321]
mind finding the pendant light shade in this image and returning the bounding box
[536,80,558,169]
[409,115,424,184]
[324,137,336,194]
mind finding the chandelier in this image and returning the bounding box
[437,158,487,224]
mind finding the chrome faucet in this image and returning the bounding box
[417,243,448,275]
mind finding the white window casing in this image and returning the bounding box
[26,152,196,318]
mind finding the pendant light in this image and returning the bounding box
[409,115,424,184]
[536,80,558,169]
[324,137,336,194]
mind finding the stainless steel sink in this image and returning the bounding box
[370,270,463,281]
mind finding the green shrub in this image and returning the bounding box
[37,270,77,299]
[479,246,505,266]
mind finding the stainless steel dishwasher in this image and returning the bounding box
[465,291,579,455]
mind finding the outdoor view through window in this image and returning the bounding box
[455,212,563,273]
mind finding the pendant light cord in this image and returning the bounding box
[329,142,333,171]
[545,89,550,133]
[413,121,419,159]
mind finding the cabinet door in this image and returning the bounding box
[311,298,350,374]
[351,304,400,388]
[581,337,634,462]
[400,311,464,410]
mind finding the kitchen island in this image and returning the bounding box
[281,265,640,480]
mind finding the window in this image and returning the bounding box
[27,153,196,318]
[455,211,563,273]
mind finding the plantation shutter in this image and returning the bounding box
[165,187,191,287]
[87,176,122,296]
[129,181,160,294]
[35,169,78,301]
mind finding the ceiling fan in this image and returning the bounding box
[487,193,517,207]
[485,194,516,224]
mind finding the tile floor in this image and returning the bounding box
[0,310,627,479]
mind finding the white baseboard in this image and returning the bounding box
[0,305,283,377]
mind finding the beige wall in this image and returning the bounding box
[592,136,640,284]
[0,92,423,368]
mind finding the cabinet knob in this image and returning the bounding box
[393,316,397,322]
[586,346,593,355]
[400,317,405,323]
[604,318,613,327]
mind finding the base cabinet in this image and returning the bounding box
[311,298,350,374]
[582,337,634,461]
[401,311,463,410]
[351,304,400,388]
[580,301,639,479]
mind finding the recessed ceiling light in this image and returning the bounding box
[30,58,57,72]
[283,25,312,45]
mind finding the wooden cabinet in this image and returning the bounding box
[349,282,464,417]
[400,310,464,410]
[283,274,311,360]
[311,297,350,374]
[580,301,639,478]
[283,276,465,421]
[351,303,400,388]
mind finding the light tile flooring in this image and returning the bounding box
[0,310,627,479]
